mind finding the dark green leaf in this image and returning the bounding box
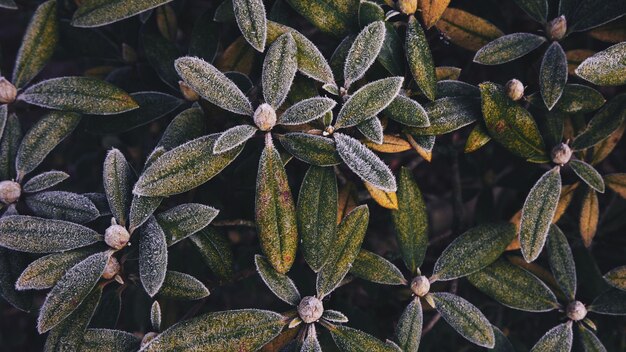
[302,324,322,352]
[214,125,257,154]
[142,31,179,89]
[358,0,383,26]
[540,42,568,110]
[546,225,577,300]
[328,324,400,352]
[189,10,219,62]
[396,298,422,352]
[560,0,626,32]
[474,33,546,65]
[0,0,17,9]
[158,271,210,300]
[263,33,297,108]
[285,0,358,38]
[279,133,341,166]
[384,95,429,128]
[436,80,480,99]
[0,248,32,311]
[589,288,626,315]
[139,217,168,297]
[576,42,626,86]
[377,22,404,76]
[0,114,21,180]
[82,329,141,352]
[157,107,207,150]
[350,249,406,285]
[157,203,219,246]
[576,323,607,352]
[570,159,605,193]
[571,94,626,150]
[255,255,300,305]
[16,248,96,290]
[357,117,383,144]
[344,21,385,89]
[278,97,336,126]
[406,15,436,101]
[189,227,234,280]
[72,0,173,27]
[529,84,605,113]
[336,77,403,128]
[22,171,69,193]
[233,0,267,52]
[513,0,548,23]
[603,266,626,291]
[103,149,133,226]
[408,97,480,136]
[25,191,99,224]
[530,322,572,352]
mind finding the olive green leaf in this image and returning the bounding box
[384,95,429,128]
[232,0,267,52]
[327,323,400,352]
[433,223,517,281]
[546,225,577,301]
[467,258,559,312]
[189,228,234,281]
[491,325,515,352]
[322,310,349,323]
[479,82,547,161]
[12,0,58,88]
[0,113,21,181]
[588,288,626,315]
[279,133,341,166]
[16,248,96,290]
[156,203,219,246]
[317,205,369,298]
[302,324,322,352]
[576,324,607,352]
[464,124,491,153]
[344,21,386,89]
[25,191,99,224]
[0,248,31,311]
[396,298,422,352]
[358,117,383,144]
[128,150,166,233]
[604,266,626,291]
[72,0,173,27]
[435,8,504,51]
[540,42,568,110]
[378,22,404,76]
[134,133,244,197]
[256,137,298,274]
[391,167,428,274]
[408,97,480,136]
[15,111,80,179]
[0,0,17,9]
[350,249,406,285]
[139,309,287,351]
[334,133,396,192]
[141,31,180,89]
[174,57,253,115]
[151,301,161,331]
[214,125,257,154]
[158,271,210,300]
[278,97,336,126]
[22,171,69,193]
[530,322,572,352]
[18,77,138,115]
[562,0,626,33]
[474,33,546,65]
[139,217,168,297]
[0,105,6,138]
[571,94,626,150]
[298,165,337,272]
[569,160,605,193]
[285,0,358,38]
[82,329,141,352]
[358,0,383,26]
[576,42,626,86]
[513,0,548,23]
[157,107,207,150]
[255,255,301,305]
[520,167,561,262]
[263,33,297,108]
[38,251,109,333]
[429,292,495,348]
[406,15,436,101]
[103,149,133,226]
[528,84,605,114]
[0,215,101,253]
[189,9,219,62]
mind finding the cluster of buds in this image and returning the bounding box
[297,296,324,324]
[0,77,17,104]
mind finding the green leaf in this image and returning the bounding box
[189,10,219,62]
[82,329,141,352]
[334,133,396,192]
[15,112,80,179]
[436,80,480,99]
[562,0,626,33]
[589,288,626,315]
[344,21,386,88]
[140,309,287,351]
[0,0,17,9]
[530,322,572,352]
[37,251,109,333]
[72,0,173,27]
[350,249,406,285]
[358,0,383,26]
[278,97,336,126]
[384,95,429,128]
[24,191,99,224]
[255,137,298,274]
[139,217,168,297]
[22,171,69,193]
[571,94,626,150]
[255,255,300,305]
[540,42,568,110]
[464,124,492,153]
[174,57,253,115]
[129,194,163,235]
[0,248,32,311]
[530,84,605,113]
[285,0,358,38]
[142,30,180,89]
[279,133,341,166]
[357,117,383,144]
[298,165,337,272]
[0,215,101,253]
[232,0,267,52]
[479,82,547,161]
[317,205,369,297]
[18,77,138,115]
[189,227,234,280]
[103,149,133,226]
[391,167,428,273]
[520,167,562,262]
[474,33,546,65]
[407,97,480,136]
[576,324,607,352]
[396,298,422,352]
[302,324,322,352]
[12,0,58,88]
[467,258,559,312]
[328,324,400,352]
[134,133,244,197]
[604,266,626,291]
[214,125,257,154]
[158,271,210,300]
[151,301,161,331]
[157,107,207,150]
[513,0,548,23]
[378,22,404,76]
[0,114,21,180]
[263,33,297,108]
[157,203,219,246]
[406,15,436,101]
[576,42,626,86]
[546,225,577,301]
[570,160,605,193]
[433,223,517,281]
[16,248,96,290]
[322,310,349,323]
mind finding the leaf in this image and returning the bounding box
[408,97,480,136]
[37,251,109,333]
[175,57,253,115]
[512,0,548,23]
[0,114,21,181]
[157,203,219,246]
[435,8,504,51]
[16,248,96,290]
[190,227,234,280]
[140,309,286,351]
[0,215,101,253]
[18,77,138,115]
[278,97,336,126]
[435,66,462,80]
[540,42,568,110]
[364,181,398,209]
[569,160,605,193]
[589,20,626,43]
[605,173,626,199]
[317,205,369,297]
[22,171,69,193]
[134,133,245,197]
[419,0,451,28]
[467,258,559,312]
[358,1,383,26]
[72,0,173,27]
[344,21,386,89]
[302,324,322,352]
[298,166,337,272]
[383,95,429,128]
[560,0,626,33]
[580,188,599,248]
[576,324,607,352]
[255,255,300,305]
[604,266,626,291]
[406,15,437,101]
[589,288,626,315]
[436,80,480,99]
[464,124,491,153]
[25,191,99,224]
[285,0,358,38]
[473,33,546,65]
[213,125,257,154]
[520,167,562,262]
[0,248,32,311]
[82,329,141,352]
[255,137,298,274]
[158,271,210,300]
[546,225,577,301]
[377,22,404,76]
[429,292,495,348]
[232,0,267,52]
[535,84,605,114]
[433,223,517,281]
[103,149,133,226]
[263,33,297,108]
[358,117,384,144]
[571,94,626,150]
[139,217,168,297]
[151,301,161,331]
[279,133,340,166]
[396,298,422,352]
[350,249,406,285]
[567,49,595,75]
[157,107,207,150]
[322,310,349,323]
[591,123,625,165]
[334,133,396,192]
[530,322,573,352]
[15,112,80,179]
[12,0,58,88]
[328,324,399,352]
[0,0,17,9]
[363,135,411,153]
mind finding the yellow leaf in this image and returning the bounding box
[553,183,579,224]
[464,124,491,153]
[363,135,412,153]
[364,181,398,209]
[435,66,461,81]
[435,8,503,51]
[337,183,357,224]
[419,0,451,28]
[592,122,625,165]
[216,37,255,75]
[405,133,432,161]
[506,211,521,251]
[588,19,626,43]
[566,49,595,76]
[605,173,626,199]
[580,188,599,248]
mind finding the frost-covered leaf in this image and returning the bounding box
[285,0,357,37]
[150,301,161,332]
[278,97,336,126]
[562,0,626,33]
[540,42,568,110]
[82,329,141,352]
[328,324,400,352]
[25,191,99,224]
[384,95,429,128]
[571,94,626,150]
[512,0,548,23]
[190,227,234,281]
[406,15,436,101]
[528,84,605,114]
[0,248,32,311]
[570,160,604,193]
[589,288,626,315]
[580,188,599,248]
[336,77,402,128]
[546,225,577,301]
[464,124,491,153]
[530,322,572,352]
[575,42,626,86]
[604,266,626,291]
[576,324,607,352]
[0,0,17,9]
[233,0,267,52]
[436,80,480,98]
[435,8,503,51]
[408,97,480,136]
[0,113,21,181]
[16,248,96,290]
[213,125,256,155]
[139,217,168,297]
[0,215,101,253]
[350,249,406,285]
[279,133,341,166]
[158,271,210,300]
[358,0,383,26]
[358,117,384,145]
[157,107,207,150]
[263,33,297,108]
[520,167,561,262]
[22,171,69,193]
[396,298,422,352]
[255,255,300,305]
[157,203,219,246]
[129,194,163,234]
[364,181,398,209]
[72,0,173,27]
[474,33,546,65]
[302,324,322,352]
[344,21,385,88]
[322,310,349,323]
[378,22,404,76]
[103,149,133,226]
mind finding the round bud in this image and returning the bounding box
[104,224,130,250]
[322,125,335,136]
[0,77,17,104]
[141,332,158,348]
[410,276,430,297]
[179,81,199,102]
[0,180,21,204]
[297,296,324,324]
[547,16,567,41]
[505,79,525,101]
[551,143,572,165]
[566,301,587,321]
[102,256,121,280]
[397,0,418,15]
[253,103,277,131]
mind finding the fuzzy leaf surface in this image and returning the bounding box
[190,227,234,280]
[570,159,605,193]
[328,324,399,352]
[255,255,300,305]
[344,20,385,88]
[384,95,429,128]
[530,322,572,352]
[604,265,626,291]
[263,33,297,108]
[279,97,336,126]
[279,133,341,166]
[396,298,422,352]
[571,94,626,150]
[233,0,267,52]
[82,329,141,352]
[16,248,96,291]
[214,125,257,154]
[406,15,436,101]
[575,42,626,86]
[22,171,69,193]
[158,271,210,300]
[25,191,99,224]
[72,0,173,27]
[285,0,358,37]
[589,288,626,315]
[546,225,577,300]
[513,0,548,23]
[474,33,546,65]
[103,149,133,226]
[335,77,403,129]
[157,203,219,246]
[540,42,568,110]
[139,217,168,297]
[350,249,406,285]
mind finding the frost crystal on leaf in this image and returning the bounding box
[344,21,386,89]
[262,33,297,109]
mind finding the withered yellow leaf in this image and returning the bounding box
[580,188,599,248]
[435,8,503,51]
[363,135,411,153]
[364,181,398,209]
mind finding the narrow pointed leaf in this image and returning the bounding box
[604,266,626,291]
[378,22,404,76]
[190,227,234,281]
[605,173,626,199]
[0,248,32,311]
[22,171,69,193]
[570,160,605,193]
[103,149,133,226]
[406,15,436,101]
[350,249,406,285]
[384,95,429,128]
[571,94,626,150]
[580,188,599,248]
[464,124,491,153]
[530,322,573,352]
[151,301,161,331]
[82,329,141,352]
[473,33,546,65]
[535,84,606,114]
[279,133,341,166]
[255,255,300,305]
[408,97,480,136]
[589,288,626,315]
[358,117,384,144]
[513,0,548,23]
[25,191,99,224]
[575,42,626,86]
[156,203,219,246]
[0,113,21,181]
[343,21,385,88]
[540,42,567,110]
[363,181,398,209]
[16,248,96,291]
[158,271,210,300]
[157,107,207,150]
[396,298,422,352]
[214,125,257,154]
[336,77,403,128]
[302,324,322,352]
[279,97,336,126]
[263,33,297,108]
[139,217,168,297]
[328,324,399,352]
[233,0,267,52]
[322,310,349,323]
[577,323,607,352]
[435,8,503,51]
[546,225,577,300]
[72,0,173,27]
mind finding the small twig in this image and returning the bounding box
[212,219,256,228]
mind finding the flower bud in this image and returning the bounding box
[141,332,158,348]
[547,16,567,41]
[105,223,130,250]
[0,180,21,204]
[566,301,587,321]
[410,275,430,297]
[505,79,524,101]
[179,81,199,102]
[397,0,418,15]
[551,143,572,165]
[297,296,324,324]
[102,256,121,280]
[0,77,17,104]
[253,103,277,131]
